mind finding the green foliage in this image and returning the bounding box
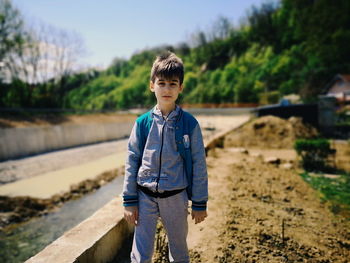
[300,172,350,214]
[229,45,274,103]
[259,91,280,105]
[109,66,151,109]
[294,139,335,172]
[336,107,350,126]
[64,65,153,110]
[0,79,28,107]
[64,75,122,109]
[106,58,130,77]
[246,1,281,51]
[0,0,27,63]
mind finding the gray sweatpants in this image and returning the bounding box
[131,190,189,263]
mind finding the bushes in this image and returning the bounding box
[294,138,335,172]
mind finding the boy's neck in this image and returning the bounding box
[156,103,176,117]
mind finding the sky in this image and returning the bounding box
[12,0,272,69]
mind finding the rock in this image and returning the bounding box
[228,147,249,154]
[280,163,293,169]
[264,156,281,165]
[323,174,341,179]
[0,212,21,225]
[250,152,263,159]
[285,185,294,191]
[240,148,249,154]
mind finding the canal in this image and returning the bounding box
[0,174,124,263]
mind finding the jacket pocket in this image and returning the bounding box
[137,169,157,184]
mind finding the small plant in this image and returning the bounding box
[294,138,335,172]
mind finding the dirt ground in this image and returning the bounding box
[184,116,350,263]
[187,146,350,262]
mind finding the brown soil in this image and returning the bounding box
[151,116,349,262]
[224,116,319,149]
[0,113,137,128]
[187,147,349,262]
[185,116,350,263]
[333,140,350,173]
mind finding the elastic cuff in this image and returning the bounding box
[191,201,207,211]
[123,195,138,207]
[123,202,138,207]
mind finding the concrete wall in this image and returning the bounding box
[25,197,133,263]
[318,96,337,136]
[0,122,133,161]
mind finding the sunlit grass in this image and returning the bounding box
[300,172,350,217]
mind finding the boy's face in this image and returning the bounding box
[150,76,183,107]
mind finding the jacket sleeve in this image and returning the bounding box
[122,121,141,207]
[190,123,208,211]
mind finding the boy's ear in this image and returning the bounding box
[149,81,155,92]
[179,84,184,93]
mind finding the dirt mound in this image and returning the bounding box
[224,115,318,149]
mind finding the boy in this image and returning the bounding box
[122,52,208,263]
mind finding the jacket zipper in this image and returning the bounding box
[156,119,166,192]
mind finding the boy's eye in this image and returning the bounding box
[156,80,178,88]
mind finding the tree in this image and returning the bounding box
[7,20,86,106]
[107,57,129,77]
[0,0,27,82]
[245,1,281,51]
[210,16,233,40]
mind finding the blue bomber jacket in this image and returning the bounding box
[122,105,208,211]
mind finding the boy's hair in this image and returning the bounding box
[150,52,184,84]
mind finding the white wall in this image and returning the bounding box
[0,122,133,161]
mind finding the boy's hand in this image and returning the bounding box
[124,206,138,226]
[191,210,207,224]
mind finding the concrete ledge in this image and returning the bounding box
[25,197,133,263]
[0,122,133,161]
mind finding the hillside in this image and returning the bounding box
[2,0,350,109]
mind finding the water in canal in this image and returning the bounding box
[0,175,124,263]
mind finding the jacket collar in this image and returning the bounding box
[152,104,180,121]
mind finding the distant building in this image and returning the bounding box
[324,74,350,102]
